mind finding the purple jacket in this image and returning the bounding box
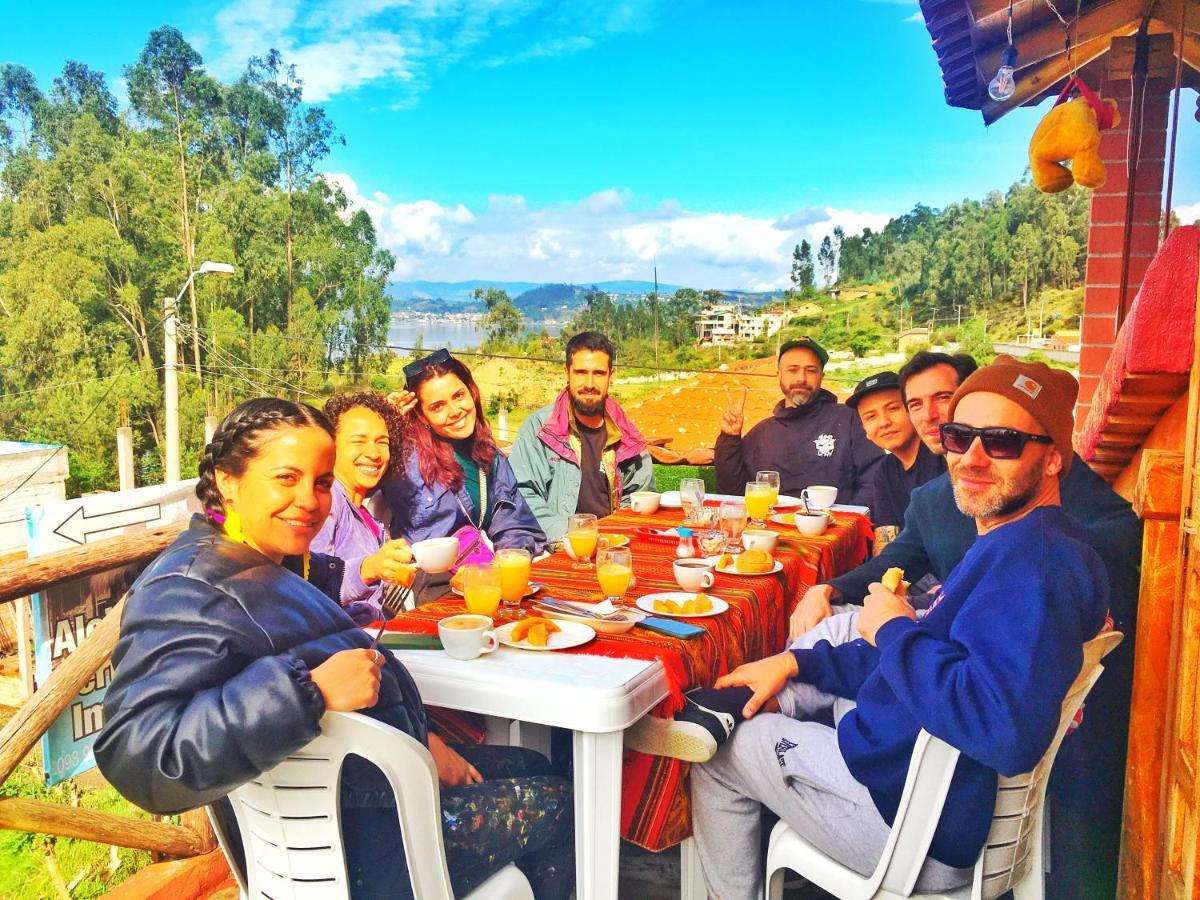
[309,480,388,625]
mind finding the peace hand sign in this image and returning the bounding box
[720,384,747,436]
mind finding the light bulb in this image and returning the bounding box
[988,45,1019,102]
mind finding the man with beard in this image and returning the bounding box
[665,358,1109,900]
[715,337,883,506]
[511,331,654,541]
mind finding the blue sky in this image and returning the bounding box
[4,0,1197,289]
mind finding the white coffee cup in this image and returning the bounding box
[742,529,779,553]
[801,485,838,510]
[411,536,459,573]
[673,558,715,592]
[794,511,830,536]
[438,614,499,660]
[631,491,661,514]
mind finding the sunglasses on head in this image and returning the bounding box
[939,423,1053,459]
[402,348,451,381]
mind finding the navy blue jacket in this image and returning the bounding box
[94,515,428,815]
[828,453,1142,638]
[795,507,1109,869]
[382,451,546,556]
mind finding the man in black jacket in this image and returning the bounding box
[715,337,883,509]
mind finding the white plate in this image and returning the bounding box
[635,591,729,618]
[495,618,596,651]
[706,553,784,576]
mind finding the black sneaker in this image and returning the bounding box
[624,689,746,762]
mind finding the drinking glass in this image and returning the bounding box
[698,528,726,557]
[596,546,633,606]
[566,513,600,570]
[462,563,501,617]
[745,480,774,528]
[679,478,706,526]
[719,499,748,553]
[756,470,781,513]
[495,548,531,619]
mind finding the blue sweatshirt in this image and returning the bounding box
[792,506,1109,869]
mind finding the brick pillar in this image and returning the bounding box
[1076,36,1174,428]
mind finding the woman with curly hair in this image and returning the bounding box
[311,391,414,624]
[385,349,545,556]
[95,397,575,898]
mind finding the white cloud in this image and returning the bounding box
[327,173,896,289]
[201,0,663,104]
[1174,201,1200,226]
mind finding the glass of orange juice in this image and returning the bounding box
[495,548,531,619]
[756,470,780,511]
[745,481,774,528]
[462,563,501,617]
[566,513,599,570]
[597,547,633,605]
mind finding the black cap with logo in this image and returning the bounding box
[846,370,901,409]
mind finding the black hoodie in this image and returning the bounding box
[715,388,883,510]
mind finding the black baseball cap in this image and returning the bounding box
[777,337,829,368]
[846,370,902,409]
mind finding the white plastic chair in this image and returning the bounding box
[765,631,1123,900]
[207,711,533,900]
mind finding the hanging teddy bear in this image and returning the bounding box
[1028,75,1121,193]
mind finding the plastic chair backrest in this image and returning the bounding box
[876,629,1123,897]
[970,629,1123,899]
[209,711,456,900]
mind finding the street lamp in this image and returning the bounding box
[164,260,235,484]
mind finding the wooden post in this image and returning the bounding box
[115,426,135,492]
[0,523,183,607]
[0,594,124,784]
[0,797,211,856]
[15,595,34,700]
[1119,449,1185,898]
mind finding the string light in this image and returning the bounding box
[988,1,1019,101]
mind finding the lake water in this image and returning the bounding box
[387,317,562,352]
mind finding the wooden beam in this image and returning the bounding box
[0,523,183,606]
[0,797,210,857]
[982,27,1136,123]
[0,595,124,784]
[976,0,1143,74]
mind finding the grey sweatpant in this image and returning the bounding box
[690,611,972,899]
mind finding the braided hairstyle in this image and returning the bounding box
[322,391,405,480]
[196,398,335,514]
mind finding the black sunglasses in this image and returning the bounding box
[939,423,1053,459]
[402,348,451,381]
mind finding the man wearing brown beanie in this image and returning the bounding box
[642,356,1113,899]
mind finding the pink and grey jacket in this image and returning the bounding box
[509,390,655,541]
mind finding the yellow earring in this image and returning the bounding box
[222,507,246,544]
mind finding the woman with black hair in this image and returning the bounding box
[94,398,574,898]
[310,390,415,624]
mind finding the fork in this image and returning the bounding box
[368,580,414,651]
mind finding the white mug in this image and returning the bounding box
[742,529,779,553]
[673,558,715,592]
[794,511,830,536]
[801,485,838,510]
[630,491,661,514]
[438,614,499,660]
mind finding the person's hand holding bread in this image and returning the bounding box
[858,567,916,646]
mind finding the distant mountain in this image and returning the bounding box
[389,279,787,318]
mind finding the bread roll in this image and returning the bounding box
[736,549,774,574]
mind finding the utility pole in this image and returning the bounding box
[164,296,181,483]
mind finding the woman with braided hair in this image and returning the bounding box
[94,398,575,898]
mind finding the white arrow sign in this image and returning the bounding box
[51,503,163,546]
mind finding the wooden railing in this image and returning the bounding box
[0,523,217,857]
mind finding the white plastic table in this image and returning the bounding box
[393,645,671,900]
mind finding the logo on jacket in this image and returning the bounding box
[813,433,836,457]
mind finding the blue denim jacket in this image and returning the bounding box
[381,451,547,556]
